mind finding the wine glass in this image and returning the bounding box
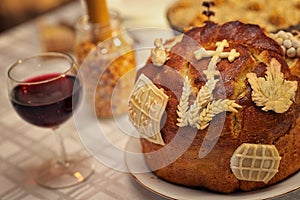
[7,52,94,189]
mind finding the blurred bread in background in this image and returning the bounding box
[167,0,300,33]
[0,0,75,32]
[38,20,75,52]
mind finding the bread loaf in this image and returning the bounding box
[128,21,300,193]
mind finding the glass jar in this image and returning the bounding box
[74,10,136,118]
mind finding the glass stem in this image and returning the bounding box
[53,127,68,166]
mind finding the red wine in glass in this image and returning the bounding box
[11,73,82,128]
[7,52,93,189]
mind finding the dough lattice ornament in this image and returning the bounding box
[128,74,168,145]
[230,143,281,183]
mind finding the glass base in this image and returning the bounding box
[36,159,94,189]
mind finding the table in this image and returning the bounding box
[0,1,300,199]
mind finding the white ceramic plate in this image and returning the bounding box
[125,137,300,200]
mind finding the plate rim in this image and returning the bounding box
[125,137,300,200]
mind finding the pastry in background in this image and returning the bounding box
[39,20,75,52]
[167,0,300,33]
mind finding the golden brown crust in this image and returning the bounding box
[137,21,300,193]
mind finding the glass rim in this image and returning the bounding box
[7,52,76,85]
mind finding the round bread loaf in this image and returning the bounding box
[129,21,300,193]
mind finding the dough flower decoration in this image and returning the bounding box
[246,58,298,113]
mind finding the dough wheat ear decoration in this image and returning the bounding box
[176,76,193,127]
[188,61,221,129]
[177,40,242,129]
[246,58,298,113]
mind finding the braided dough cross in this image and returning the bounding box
[194,39,240,63]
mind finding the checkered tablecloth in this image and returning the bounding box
[0,1,300,200]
